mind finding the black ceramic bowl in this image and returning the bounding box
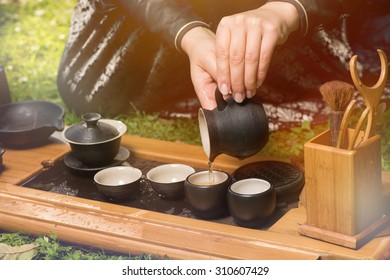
[63,114,127,167]
[67,138,121,167]
[94,166,142,201]
[184,170,232,219]
[146,164,195,200]
[227,178,276,228]
[0,100,65,148]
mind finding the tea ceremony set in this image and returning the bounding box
[0,50,389,260]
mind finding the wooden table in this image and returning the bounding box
[0,134,389,259]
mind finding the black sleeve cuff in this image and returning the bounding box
[267,0,308,37]
[174,21,211,54]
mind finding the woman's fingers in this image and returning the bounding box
[216,16,248,103]
[215,20,231,96]
[256,32,279,89]
[215,3,300,103]
[244,25,262,98]
[216,13,273,103]
[228,24,246,102]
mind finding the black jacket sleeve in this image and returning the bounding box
[267,0,366,36]
[117,0,209,51]
[116,0,367,50]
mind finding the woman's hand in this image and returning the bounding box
[215,2,300,102]
[181,26,218,110]
[181,2,300,108]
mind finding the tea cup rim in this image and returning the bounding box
[146,163,196,184]
[185,170,231,188]
[94,166,142,187]
[229,178,273,197]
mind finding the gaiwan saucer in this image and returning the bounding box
[64,146,130,173]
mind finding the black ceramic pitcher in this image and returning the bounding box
[198,88,269,162]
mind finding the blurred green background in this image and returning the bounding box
[0,0,333,160]
[0,0,389,165]
[0,0,203,145]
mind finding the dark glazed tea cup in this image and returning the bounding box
[94,166,142,201]
[146,163,196,200]
[184,170,232,219]
[198,88,269,162]
[227,178,276,228]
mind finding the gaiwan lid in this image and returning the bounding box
[64,112,119,144]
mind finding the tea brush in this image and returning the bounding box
[319,80,355,147]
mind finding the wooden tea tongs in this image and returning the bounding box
[337,49,388,149]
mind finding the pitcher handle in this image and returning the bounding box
[215,87,228,111]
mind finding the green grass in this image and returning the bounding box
[0,0,202,145]
[0,232,162,260]
[0,0,75,104]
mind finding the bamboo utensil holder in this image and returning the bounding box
[299,129,389,249]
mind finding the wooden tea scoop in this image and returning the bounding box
[349,49,388,141]
[348,102,386,150]
[336,99,357,149]
[347,107,370,150]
